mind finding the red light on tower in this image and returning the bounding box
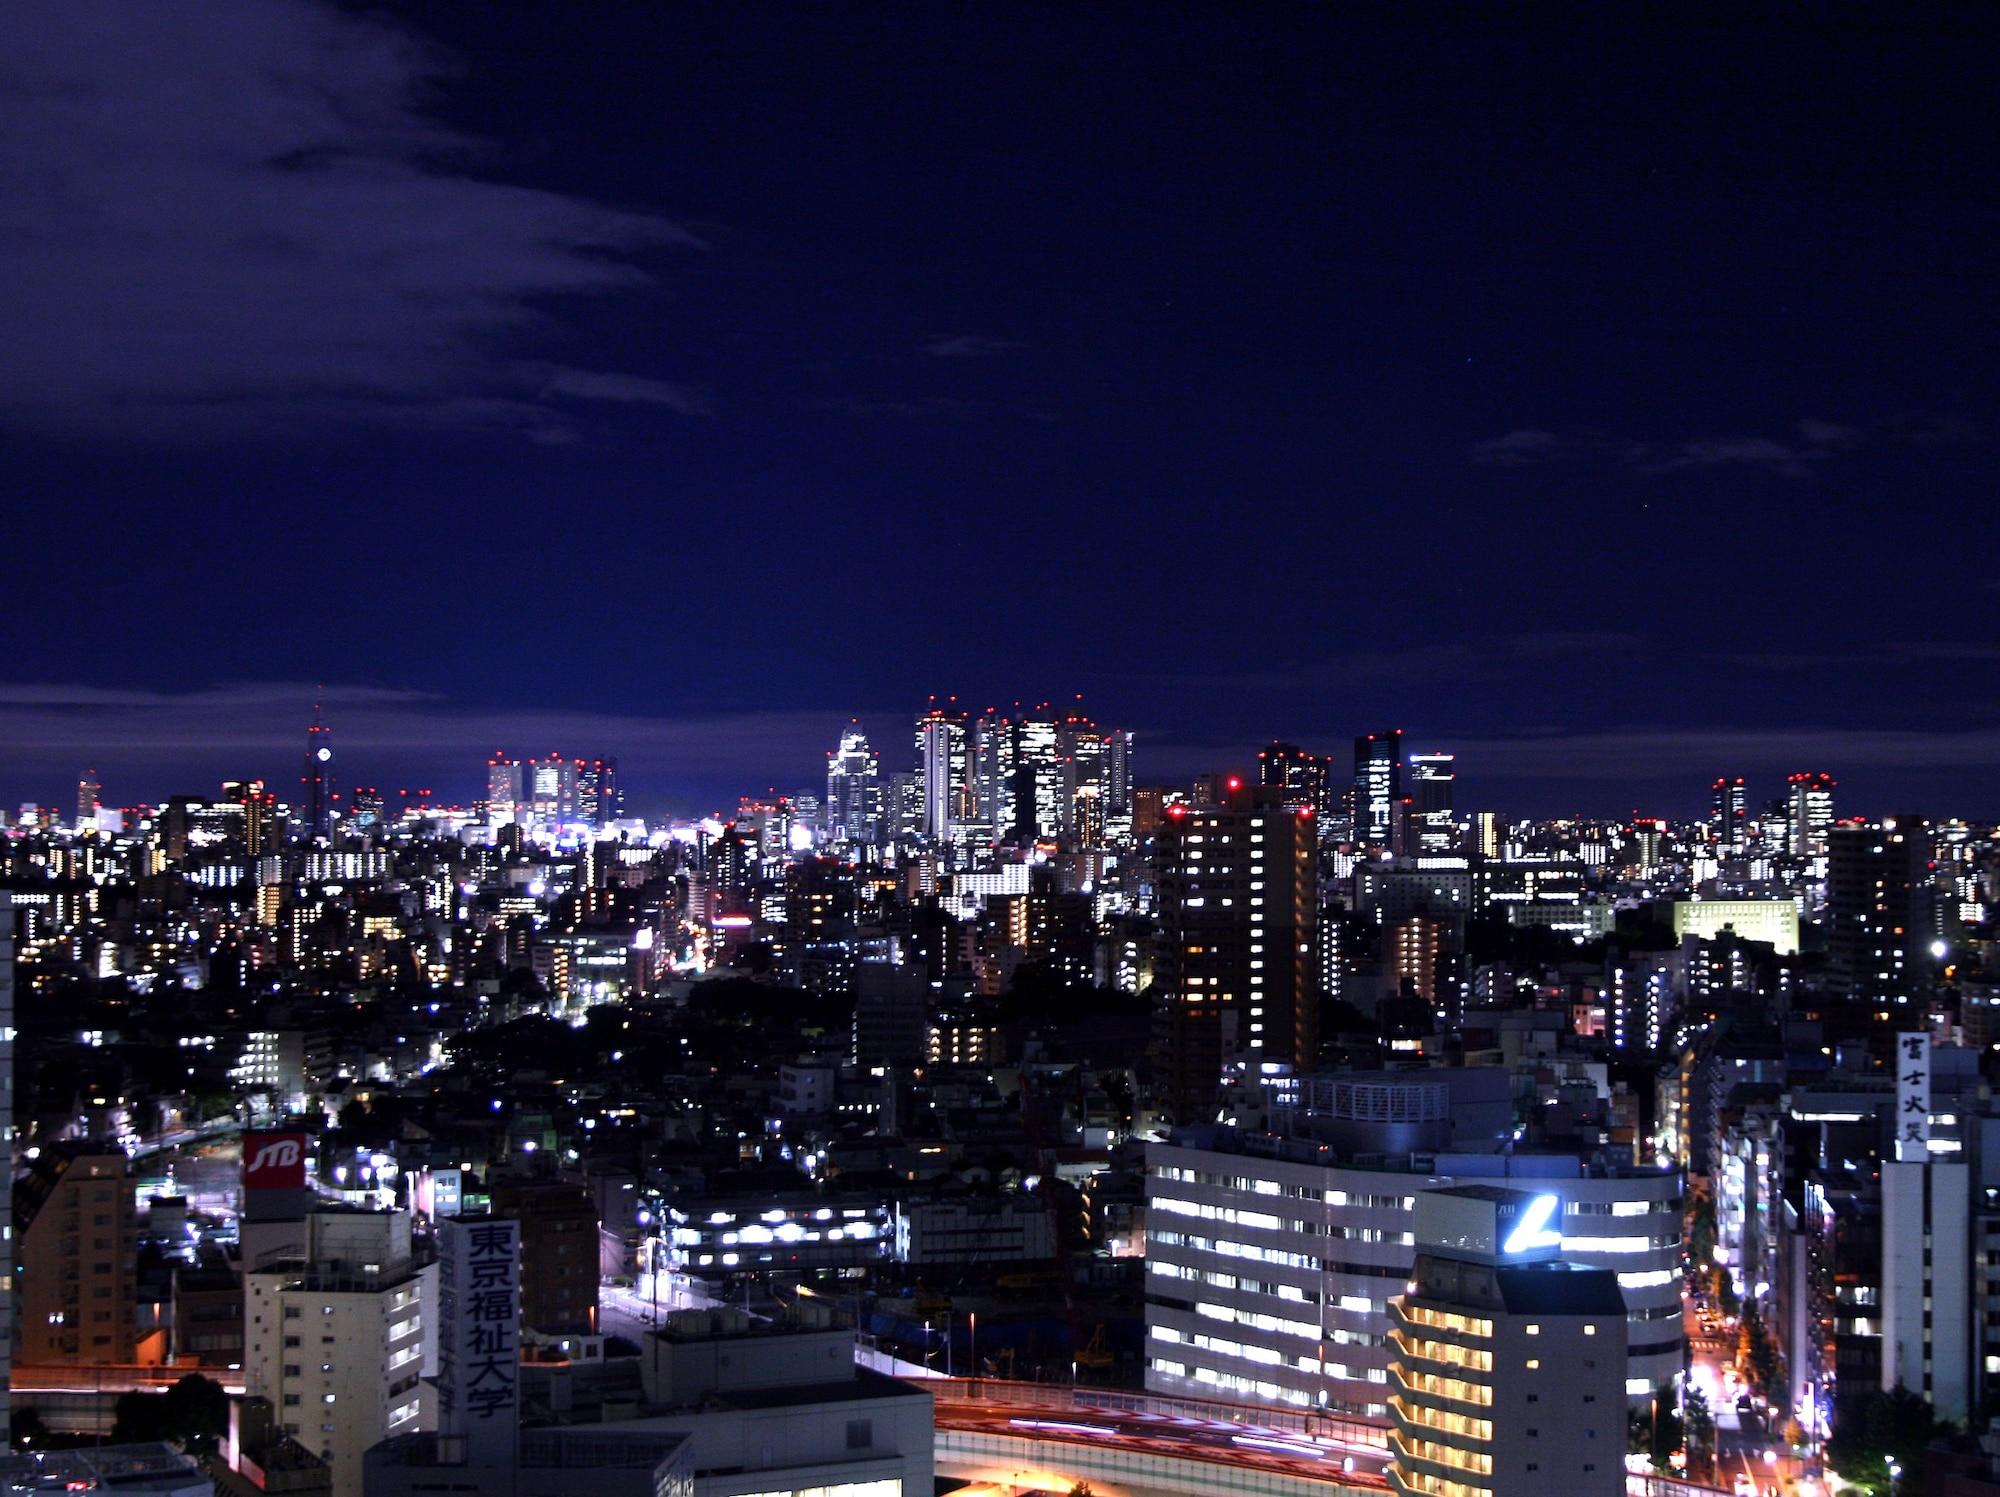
[1166,804,1188,819]
[1226,776,1241,790]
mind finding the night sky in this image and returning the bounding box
[4,4,1996,819]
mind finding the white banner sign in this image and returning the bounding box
[1895,1031,1931,1162]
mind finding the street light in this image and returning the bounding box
[1887,1456,1902,1497]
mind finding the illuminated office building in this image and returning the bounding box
[1354,730,1403,851]
[75,768,100,831]
[1014,710,1064,841]
[1788,771,1836,859]
[577,757,621,824]
[486,756,524,818]
[1144,1084,1681,1418]
[1106,726,1134,817]
[972,709,1018,837]
[1410,752,1456,853]
[1712,775,1749,852]
[1257,741,1330,820]
[1058,706,1110,845]
[527,755,581,821]
[915,703,972,841]
[825,723,883,844]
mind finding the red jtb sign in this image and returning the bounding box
[243,1131,307,1190]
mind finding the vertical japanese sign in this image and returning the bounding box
[438,1216,520,1468]
[1895,1031,1931,1162]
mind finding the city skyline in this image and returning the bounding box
[0,685,1984,827]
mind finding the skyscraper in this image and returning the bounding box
[1257,741,1329,819]
[825,722,883,844]
[526,754,580,821]
[1827,816,1932,1006]
[915,702,972,841]
[1787,771,1836,858]
[1711,775,1748,852]
[75,768,100,831]
[1105,727,1134,817]
[577,757,620,824]
[301,701,334,841]
[224,778,274,858]
[971,709,1017,838]
[486,756,523,818]
[1058,704,1109,846]
[1155,780,1320,1113]
[1410,751,1456,853]
[1354,730,1403,850]
[1014,709,1063,841]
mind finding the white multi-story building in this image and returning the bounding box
[0,892,13,1428]
[1144,1130,1682,1416]
[230,1030,307,1113]
[243,1209,435,1497]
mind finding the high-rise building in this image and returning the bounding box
[914,702,973,842]
[1410,752,1456,853]
[577,758,621,824]
[301,702,335,842]
[1257,741,1330,820]
[825,723,883,844]
[1387,1187,1629,1497]
[486,756,524,818]
[348,786,384,830]
[223,778,276,858]
[1106,727,1134,818]
[1712,775,1749,852]
[1013,710,1064,841]
[1827,817,1932,1007]
[1354,730,1403,851]
[971,710,1017,838]
[243,1208,434,1497]
[1787,771,1836,859]
[1058,705,1110,846]
[17,1144,139,1364]
[526,755,580,822]
[1155,781,1319,1111]
[1474,811,1501,859]
[75,768,100,831]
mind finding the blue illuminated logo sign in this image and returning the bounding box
[1501,1193,1563,1255]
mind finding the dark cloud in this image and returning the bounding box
[1471,417,1962,478]
[1441,724,2000,780]
[0,1,700,441]
[1132,634,1650,693]
[921,335,1023,359]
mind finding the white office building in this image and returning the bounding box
[243,1209,435,1497]
[1145,1130,1682,1416]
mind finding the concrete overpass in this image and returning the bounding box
[929,1379,1389,1497]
